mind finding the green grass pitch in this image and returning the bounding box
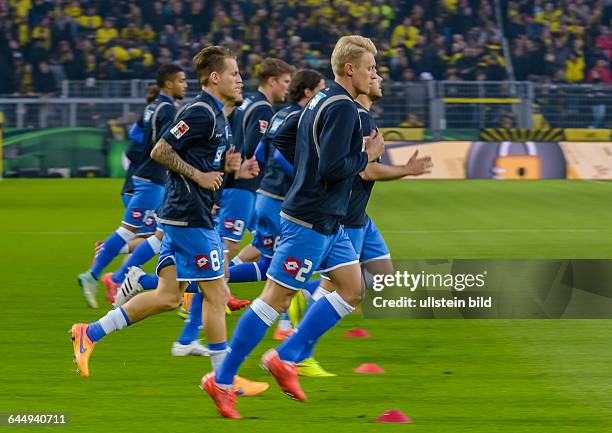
[1,179,611,432]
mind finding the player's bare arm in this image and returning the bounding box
[360,150,433,180]
[151,138,223,190]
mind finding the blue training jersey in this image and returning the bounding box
[121,118,145,196]
[341,103,378,228]
[157,91,232,229]
[282,82,369,234]
[132,93,176,185]
[258,103,302,200]
[225,90,274,192]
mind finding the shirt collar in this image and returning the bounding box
[202,90,224,111]
[158,91,174,104]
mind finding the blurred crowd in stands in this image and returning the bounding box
[0,0,611,96]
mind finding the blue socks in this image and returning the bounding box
[185,282,199,293]
[112,236,161,284]
[277,292,353,363]
[136,274,197,292]
[303,279,320,295]
[215,298,279,386]
[86,307,131,342]
[86,321,107,342]
[90,227,135,279]
[178,292,203,344]
[228,256,271,283]
[138,273,159,290]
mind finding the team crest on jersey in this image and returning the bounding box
[308,92,326,110]
[238,98,252,111]
[270,117,283,133]
[131,209,143,220]
[143,108,153,122]
[214,145,227,167]
[170,121,189,139]
[262,236,274,248]
[224,219,235,230]
[258,120,269,133]
[283,257,302,276]
[195,255,210,269]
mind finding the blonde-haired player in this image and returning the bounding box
[203,35,385,418]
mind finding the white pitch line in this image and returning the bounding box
[6,231,110,235]
[383,228,610,234]
[586,180,612,186]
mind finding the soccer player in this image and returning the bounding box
[77,64,187,308]
[218,58,295,260]
[112,96,253,312]
[70,47,265,397]
[121,84,162,208]
[296,74,433,373]
[226,69,326,340]
[203,36,385,418]
[90,85,161,296]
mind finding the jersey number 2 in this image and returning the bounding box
[295,259,313,282]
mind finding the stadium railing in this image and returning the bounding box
[0,81,610,131]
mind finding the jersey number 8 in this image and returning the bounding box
[210,250,221,271]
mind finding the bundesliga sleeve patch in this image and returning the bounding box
[258,120,269,134]
[170,121,189,139]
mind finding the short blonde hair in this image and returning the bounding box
[331,35,377,77]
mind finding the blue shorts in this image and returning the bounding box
[121,193,132,208]
[217,188,257,242]
[345,216,391,263]
[266,217,359,290]
[122,179,164,232]
[156,225,225,281]
[251,193,282,258]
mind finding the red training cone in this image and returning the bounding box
[376,410,413,423]
[354,363,385,374]
[345,328,370,338]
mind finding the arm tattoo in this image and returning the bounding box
[152,139,197,179]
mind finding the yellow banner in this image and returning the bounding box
[380,128,425,141]
[564,129,611,142]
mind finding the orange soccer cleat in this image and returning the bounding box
[70,323,96,378]
[261,349,307,401]
[233,375,269,396]
[201,373,242,419]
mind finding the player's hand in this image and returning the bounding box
[194,171,224,191]
[405,150,433,175]
[364,130,384,162]
[224,147,242,173]
[236,156,260,179]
